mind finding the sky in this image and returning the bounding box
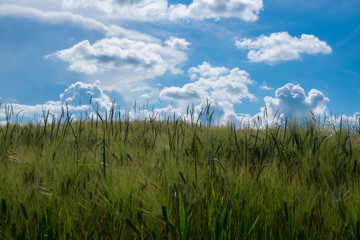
[0,0,359,125]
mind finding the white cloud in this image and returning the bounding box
[165,37,191,50]
[217,83,331,128]
[156,82,357,128]
[159,62,255,124]
[259,81,274,90]
[140,93,150,98]
[2,0,264,22]
[329,112,360,126]
[235,32,332,64]
[60,80,112,108]
[107,25,160,42]
[46,36,188,78]
[260,85,273,90]
[61,0,263,21]
[1,80,356,129]
[168,0,263,21]
[0,4,161,42]
[62,0,167,21]
[0,4,184,105]
[0,81,113,123]
[261,83,329,120]
[161,62,255,104]
[188,62,228,80]
[0,4,109,32]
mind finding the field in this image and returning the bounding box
[1,107,360,239]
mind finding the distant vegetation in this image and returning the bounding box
[1,105,360,239]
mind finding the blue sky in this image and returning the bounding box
[0,0,359,124]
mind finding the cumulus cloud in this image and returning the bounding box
[59,80,112,108]
[61,0,263,21]
[165,37,191,50]
[159,62,255,124]
[46,37,188,78]
[209,83,331,127]
[168,0,263,21]
[235,32,332,64]
[158,82,357,128]
[0,81,113,123]
[161,62,255,103]
[1,80,355,129]
[261,83,329,120]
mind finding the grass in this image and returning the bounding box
[0,105,360,239]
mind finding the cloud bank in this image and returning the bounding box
[159,75,330,126]
[235,32,332,64]
[61,0,264,21]
[0,80,346,129]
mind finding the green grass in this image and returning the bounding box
[0,107,360,239]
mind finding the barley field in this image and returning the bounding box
[1,106,360,239]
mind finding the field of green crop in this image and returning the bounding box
[1,106,360,239]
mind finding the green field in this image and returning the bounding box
[1,108,360,239]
